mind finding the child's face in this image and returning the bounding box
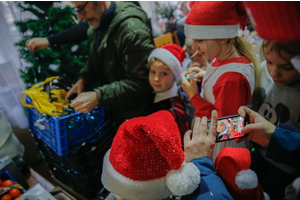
[265,46,300,86]
[149,60,175,93]
[192,39,222,60]
[217,121,226,132]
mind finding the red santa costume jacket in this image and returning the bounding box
[190,56,255,119]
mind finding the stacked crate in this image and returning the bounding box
[27,98,114,199]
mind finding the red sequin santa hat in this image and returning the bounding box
[184,1,248,39]
[213,147,265,200]
[148,44,186,80]
[244,2,300,43]
[101,111,200,200]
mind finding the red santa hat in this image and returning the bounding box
[244,2,300,42]
[187,1,196,11]
[184,1,248,39]
[148,44,186,80]
[213,147,265,200]
[101,111,200,200]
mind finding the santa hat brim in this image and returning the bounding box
[185,24,238,39]
[102,150,173,200]
[102,150,201,200]
[148,48,182,80]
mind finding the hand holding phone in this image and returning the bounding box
[207,114,249,143]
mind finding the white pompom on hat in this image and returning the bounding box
[101,111,200,200]
[213,147,264,200]
[148,44,186,80]
[184,1,248,39]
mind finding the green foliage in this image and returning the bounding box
[15,1,90,88]
[154,1,178,20]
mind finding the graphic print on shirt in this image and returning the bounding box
[258,102,290,125]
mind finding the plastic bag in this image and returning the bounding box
[20,77,72,117]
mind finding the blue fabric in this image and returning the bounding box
[181,157,233,200]
[266,126,300,169]
[179,81,201,100]
[279,123,300,133]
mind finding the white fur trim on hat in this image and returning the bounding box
[148,48,182,80]
[291,55,300,74]
[235,169,258,189]
[166,161,200,195]
[102,150,173,200]
[184,24,238,39]
[102,150,200,200]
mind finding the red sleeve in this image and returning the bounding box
[230,130,244,138]
[190,72,252,119]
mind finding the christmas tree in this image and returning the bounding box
[14,2,89,88]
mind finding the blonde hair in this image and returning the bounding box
[228,36,261,90]
[148,57,170,70]
[185,37,193,50]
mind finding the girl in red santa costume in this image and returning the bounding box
[181,1,260,159]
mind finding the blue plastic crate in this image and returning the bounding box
[26,97,105,156]
[0,169,26,193]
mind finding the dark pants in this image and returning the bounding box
[251,148,298,200]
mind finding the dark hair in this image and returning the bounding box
[260,41,300,62]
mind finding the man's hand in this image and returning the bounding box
[181,71,199,99]
[235,106,276,147]
[184,110,218,162]
[70,91,99,113]
[188,66,206,82]
[25,37,50,53]
[65,79,85,101]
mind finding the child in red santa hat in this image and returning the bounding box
[214,147,270,200]
[241,2,300,199]
[217,119,232,142]
[247,37,300,200]
[101,110,233,200]
[180,1,260,159]
[148,44,189,139]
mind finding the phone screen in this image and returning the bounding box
[207,114,249,143]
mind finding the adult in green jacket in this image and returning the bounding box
[67,1,154,126]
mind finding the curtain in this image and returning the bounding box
[0,2,33,128]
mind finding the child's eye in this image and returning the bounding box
[282,64,295,71]
[161,72,168,76]
[266,60,272,65]
[150,70,156,74]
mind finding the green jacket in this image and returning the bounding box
[79,2,154,126]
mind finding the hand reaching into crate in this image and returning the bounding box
[65,79,85,101]
[70,91,99,113]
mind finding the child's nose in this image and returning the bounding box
[154,75,159,81]
[269,66,281,79]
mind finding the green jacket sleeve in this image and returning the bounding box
[95,19,154,106]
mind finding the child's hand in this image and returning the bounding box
[181,71,199,99]
[188,67,206,82]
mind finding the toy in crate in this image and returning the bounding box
[20,77,105,156]
[0,169,26,199]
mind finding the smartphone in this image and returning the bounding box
[207,114,249,143]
